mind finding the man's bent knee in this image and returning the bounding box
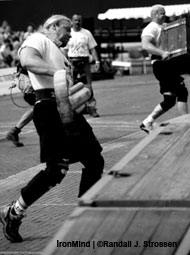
[21,160,69,205]
[160,94,176,112]
[45,160,69,186]
[177,84,188,102]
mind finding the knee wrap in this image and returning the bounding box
[21,160,69,206]
[45,160,69,187]
[160,95,176,112]
[177,84,188,102]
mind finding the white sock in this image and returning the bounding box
[143,115,154,125]
[13,198,27,216]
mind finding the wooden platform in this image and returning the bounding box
[43,114,190,255]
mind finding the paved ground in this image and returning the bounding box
[0,73,190,254]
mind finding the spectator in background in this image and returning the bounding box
[3,25,12,40]
[1,20,9,30]
[0,21,37,67]
[64,14,100,117]
[0,21,34,67]
[23,25,34,40]
[0,38,13,66]
[11,39,21,66]
[0,32,4,47]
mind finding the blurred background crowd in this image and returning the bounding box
[0,20,36,68]
[0,2,188,77]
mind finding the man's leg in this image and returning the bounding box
[141,59,182,133]
[177,102,188,115]
[0,160,68,242]
[15,108,33,130]
[177,83,188,115]
[140,93,176,133]
[83,62,100,117]
[6,108,33,147]
[78,152,104,197]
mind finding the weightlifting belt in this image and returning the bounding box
[35,89,55,102]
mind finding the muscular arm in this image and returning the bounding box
[19,47,58,76]
[90,47,99,62]
[90,47,100,71]
[142,35,169,60]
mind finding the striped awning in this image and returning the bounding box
[98,4,190,20]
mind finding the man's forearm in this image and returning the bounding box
[90,48,99,62]
[144,45,164,56]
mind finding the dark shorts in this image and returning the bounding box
[152,55,190,95]
[33,99,102,163]
[23,92,35,106]
[69,57,90,84]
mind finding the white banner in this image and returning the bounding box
[0,67,16,82]
[0,67,20,96]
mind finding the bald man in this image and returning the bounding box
[140,4,189,133]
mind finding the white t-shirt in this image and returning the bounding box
[141,21,163,48]
[65,28,97,57]
[18,33,71,90]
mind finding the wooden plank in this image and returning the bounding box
[112,114,190,173]
[42,207,190,255]
[163,114,190,124]
[43,207,136,255]
[175,226,190,255]
[80,125,168,205]
[115,123,190,174]
[142,210,190,255]
[110,124,167,172]
[80,116,190,206]
[111,209,162,255]
[83,208,136,255]
[123,128,190,201]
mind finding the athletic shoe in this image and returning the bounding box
[6,127,24,147]
[140,122,153,134]
[87,107,100,118]
[90,110,100,118]
[0,202,24,242]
